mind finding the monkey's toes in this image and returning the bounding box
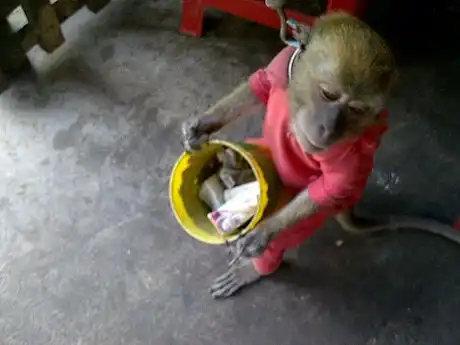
[209,272,243,299]
[209,259,262,299]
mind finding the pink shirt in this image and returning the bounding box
[248,47,388,213]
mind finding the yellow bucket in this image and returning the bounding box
[169,139,289,245]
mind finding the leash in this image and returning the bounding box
[264,0,311,50]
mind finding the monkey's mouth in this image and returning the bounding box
[290,121,325,152]
[303,134,325,150]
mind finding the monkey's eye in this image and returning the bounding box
[319,87,340,102]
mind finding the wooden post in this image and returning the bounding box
[21,0,65,53]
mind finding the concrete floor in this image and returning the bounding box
[2,0,460,344]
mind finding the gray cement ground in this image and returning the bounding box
[1,0,460,344]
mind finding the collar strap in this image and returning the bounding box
[288,47,302,83]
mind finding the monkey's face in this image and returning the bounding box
[287,12,396,154]
[288,69,386,153]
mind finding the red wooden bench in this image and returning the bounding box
[180,0,367,37]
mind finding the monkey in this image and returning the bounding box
[181,11,460,299]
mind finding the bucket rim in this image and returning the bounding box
[169,139,269,245]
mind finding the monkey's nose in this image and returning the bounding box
[318,124,332,140]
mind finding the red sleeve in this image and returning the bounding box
[248,68,272,104]
[307,144,376,213]
[248,46,295,105]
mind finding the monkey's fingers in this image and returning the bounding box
[212,270,236,286]
[212,281,242,298]
[182,132,209,152]
[227,247,256,266]
[227,230,272,268]
[238,232,272,258]
[229,239,252,265]
[209,272,242,298]
[228,253,241,267]
[180,120,209,152]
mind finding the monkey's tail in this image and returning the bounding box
[335,210,460,245]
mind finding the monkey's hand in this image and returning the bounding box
[181,117,210,152]
[231,188,318,260]
[210,221,281,298]
[210,257,262,298]
[231,222,279,260]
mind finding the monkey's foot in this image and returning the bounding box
[210,258,262,299]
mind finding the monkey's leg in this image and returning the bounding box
[210,189,320,300]
[211,216,321,299]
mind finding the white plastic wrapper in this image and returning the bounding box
[208,181,260,234]
[223,181,259,201]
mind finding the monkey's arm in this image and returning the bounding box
[181,82,263,151]
[200,45,299,132]
[182,47,296,151]
[263,189,317,233]
[196,82,262,132]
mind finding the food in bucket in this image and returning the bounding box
[208,181,260,234]
[198,174,225,210]
[197,148,259,235]
[223,181,259,201]
[216,149,254,189]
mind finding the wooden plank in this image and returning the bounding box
[17,0,85,52]
[11,0,109,53]
[36,3,66,52]
[20,0,65,53]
